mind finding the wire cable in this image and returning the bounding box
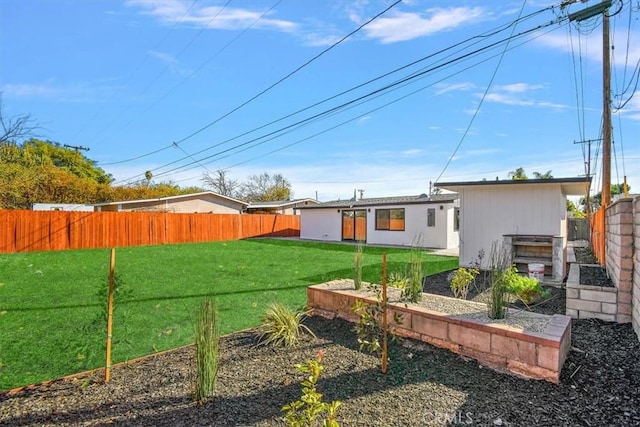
[434,0,529,184]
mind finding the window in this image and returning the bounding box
[453,207,460,231]
[375,208,404,231]
[427,208,436,227]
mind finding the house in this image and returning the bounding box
[297,194,459,249]
[92,191,248,214]
[245,198,319,215]
[435,177,591,283]
[32,203,94,212]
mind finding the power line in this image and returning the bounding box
[101,0,400,167]
[434,0,529,184]
[129,17,568,185]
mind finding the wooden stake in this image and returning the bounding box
[381,252,388,374]
[105,248,115,382]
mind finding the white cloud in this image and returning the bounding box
[363,7,486,43]
[2,81,120,103]
[434,82,475,95]
[483,82,568,109]
[148,51,191,76]
[127,0,297,32]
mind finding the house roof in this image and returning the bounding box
[435,177,591,196]
[246,198,319,209]
[92,191,248,207]
[298,193,458,209]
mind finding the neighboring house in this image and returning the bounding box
[92,191,248,214]
[245,198,319,215]
[435,177,591,282]
[298,194,459,249]
[32,203,94,212]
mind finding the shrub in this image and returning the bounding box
[352,300,402,355]
[503,265,550,305]
[353,243,364,290]
[257,302,315,348]
[449,267,479,299]
[387,271,409,289]
[194,298,219,403]
[282,351,341,427]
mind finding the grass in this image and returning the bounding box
[0,238,458,391]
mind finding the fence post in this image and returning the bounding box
[105,248,116,382]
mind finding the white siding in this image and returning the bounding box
[300,209,342,241]
[300,202,457,249]
[458,185,565,268]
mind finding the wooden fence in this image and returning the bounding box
[590,207,605,265]
[0,210,300,253]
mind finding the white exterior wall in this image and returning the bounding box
[458,185,565,268]
[300,208,342,241]
[367,203,453,249]
[32,203,94,212]
[300,202,457,249]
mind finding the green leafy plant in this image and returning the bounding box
[352,300,403,354]
[387,271,409,289]
[449,267,479,299]
[503,266,550,305]
[353,243,364,290]
[257,302,315,348]
[282,351,341,427]
[67,271,133,370]
[402,249,423,303]
[194,298,220,403]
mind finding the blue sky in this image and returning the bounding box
[2,0,638,202]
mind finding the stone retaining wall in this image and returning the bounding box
[307,283,571,383]
[566,264,617,321]
[605,199,634,324]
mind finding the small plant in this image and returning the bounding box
[353,243,364,290]
[449,267,479,299]
[503,266,550,305]
[257,302,315,348]
[282,351,341,427]
[486,242,510,319]
[387,271,409,289]
[194,298,220,403]
[402,249,423,303]
[352,300,403,354]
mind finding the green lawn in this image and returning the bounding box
[0,238,458,391]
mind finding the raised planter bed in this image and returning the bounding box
[308,280,571,383]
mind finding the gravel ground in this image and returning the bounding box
[2,251,639,426]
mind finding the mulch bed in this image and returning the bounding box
[2,248,639,426]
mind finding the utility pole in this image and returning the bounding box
[602,10,611,209]
[63,144,90,153]
[573,138,601,216]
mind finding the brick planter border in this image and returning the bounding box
[307,283,571,383]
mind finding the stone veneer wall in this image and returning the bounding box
[605,198,635,324]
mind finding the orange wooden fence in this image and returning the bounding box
[590,207,605,265]
[0,210,300,253]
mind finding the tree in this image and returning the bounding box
[0,94,40,143]
[239,172,292,202]
[508,167,528,180]
[532,170,554,179]
[202,170,239,198]
[580,183,629,211]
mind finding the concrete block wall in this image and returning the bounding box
[633,198,640,339]
[605,199,634,323]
